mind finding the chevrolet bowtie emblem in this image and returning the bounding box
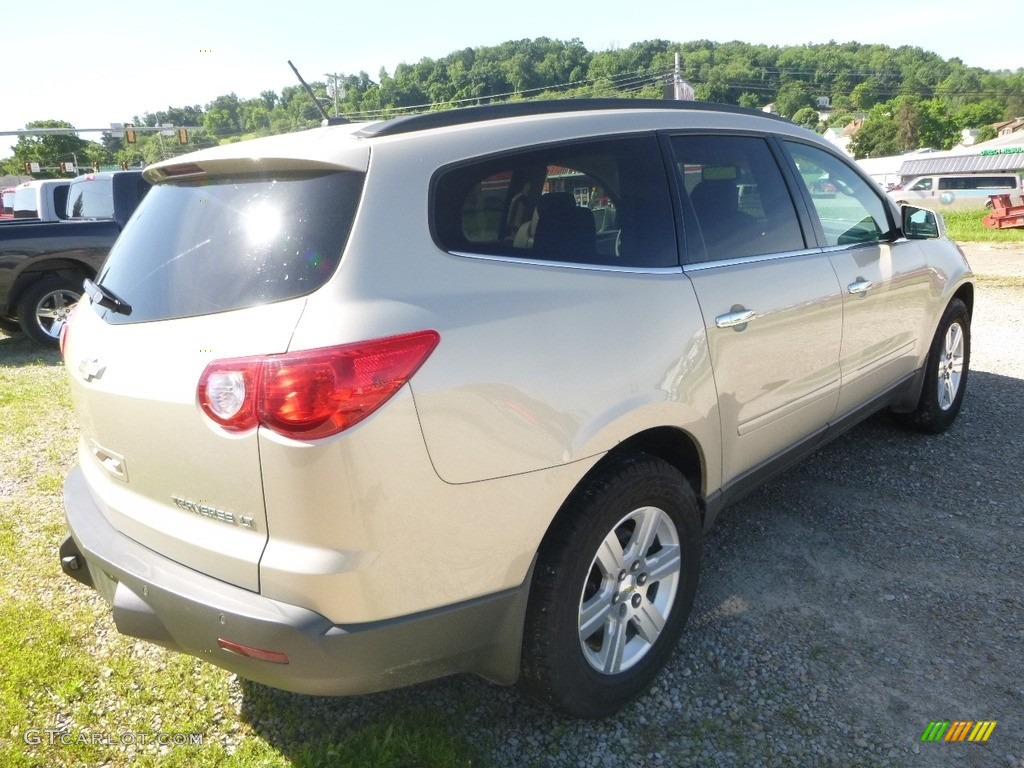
[78,358,106,382]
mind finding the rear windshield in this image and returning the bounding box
[67,176,114,219]
[95,171,364,324]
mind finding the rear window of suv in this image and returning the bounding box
[95,171,364,324]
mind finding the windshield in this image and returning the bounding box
[96,171,364,324]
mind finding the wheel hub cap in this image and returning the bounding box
[937,321,965,411]
[577,506,682,675]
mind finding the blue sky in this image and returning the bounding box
[3,0,1019,158]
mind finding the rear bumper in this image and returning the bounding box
[61,466,529,696]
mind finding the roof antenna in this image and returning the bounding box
[288,60,349,126]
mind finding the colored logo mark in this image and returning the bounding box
[921,721,997,742]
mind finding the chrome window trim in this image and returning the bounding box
[682,246,824,272]
[448,250,683,275]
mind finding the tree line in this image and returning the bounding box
[4,37,1023,176]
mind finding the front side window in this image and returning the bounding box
[785,142,894,247]
[95,171,365,324]
[911,178,933,191]
[433,136,677,268]
[669,134,806,263]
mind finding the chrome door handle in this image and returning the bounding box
[715,309,756,329]
[848,279,873,295]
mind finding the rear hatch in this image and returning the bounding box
[63,158,366,591]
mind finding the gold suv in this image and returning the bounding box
[59,100,973,717]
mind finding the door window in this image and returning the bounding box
[785,142,894,247]
[669,134,806,263]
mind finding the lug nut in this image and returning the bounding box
[631,593,642,608]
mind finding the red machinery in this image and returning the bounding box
[984,194,1024,229]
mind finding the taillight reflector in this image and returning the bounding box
[197,330,439,439]
[218,638,289,664]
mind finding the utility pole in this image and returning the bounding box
[672,53,696,101]
[324,72,344,117]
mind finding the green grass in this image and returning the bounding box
[942,208,1024,243]
[0,327,480,767]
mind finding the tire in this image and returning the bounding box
[16,276,83,348]
[521,453,702,718]
[897,297,970,433]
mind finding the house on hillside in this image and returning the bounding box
[823,119,864,157]
[994,118,1024,137]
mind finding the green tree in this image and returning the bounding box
[203,94,243,137]
[775,82,814,118]
[9,120,97,177]
[849,105,900,158]
[792,107,821,131]
[738,92,761,110]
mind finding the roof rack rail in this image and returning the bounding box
[354,98,779,138]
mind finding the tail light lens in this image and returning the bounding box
[58,306,77,359]
[197,330,439,439]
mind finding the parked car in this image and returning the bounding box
[1,178,71,223]
[59,100,973,718]
[889,172,1022,210]
[0,171,150,346]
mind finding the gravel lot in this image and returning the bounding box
[239,245,1024,767]
[4,243,1021,767]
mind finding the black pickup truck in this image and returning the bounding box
[0,171,150,347]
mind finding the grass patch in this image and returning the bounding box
[943,209,1024,243]
[289,713,478,768]
[975,274,1024,289]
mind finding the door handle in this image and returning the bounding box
[848,279,873,295]
[715,308,756,329]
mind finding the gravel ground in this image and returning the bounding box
[4,243,1021,767]
[240,245,1024,767]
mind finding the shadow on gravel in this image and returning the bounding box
[236,370,1023,768]
[0,326,62,368]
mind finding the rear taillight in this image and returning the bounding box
[197,330,440,439]
[58,306,77,358]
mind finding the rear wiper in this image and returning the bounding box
[83,278,132,316]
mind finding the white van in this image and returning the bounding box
[889,173,1022,210]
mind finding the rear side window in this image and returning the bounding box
[433,136,677,268]
[95,172,364,324]
[938,176,1016,190]
[67,177,113,219]
[784,142,893,247]
[668,135,806,263]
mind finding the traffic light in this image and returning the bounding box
[60,162,67,174]
[178,127,188,144]
[24,162,31,174]
[125,124,137,144]
[120,161,129,170]
[93,162,100,172]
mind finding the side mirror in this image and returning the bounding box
[902,205,942,240]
